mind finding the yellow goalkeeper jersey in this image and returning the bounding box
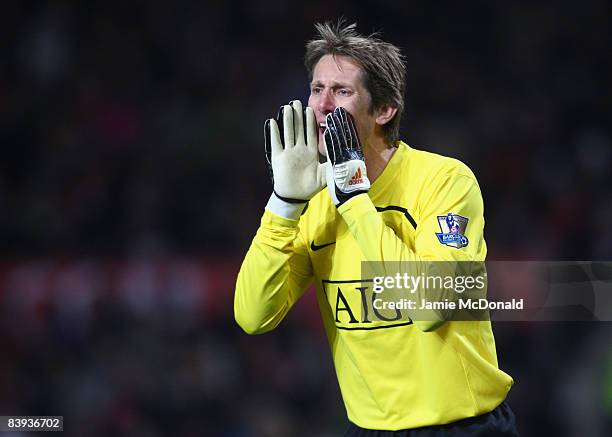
[235,142,513,430]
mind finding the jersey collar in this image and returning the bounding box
[368,141,411,199]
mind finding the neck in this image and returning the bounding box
[364,137,397,183]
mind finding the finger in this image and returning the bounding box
[323,127,335,164]
[342,108,362,150]
[324,113,335,162]
[267,118,283,157]
[329,111,348,161]
[282,104,294,147]
[264,119,272,165]
[335,107,351,149]
[276,106,285,147]
[325,112,343,164]
[338,108,361,150]
[290,100,305,146]
[305,106,318,149]
[334,107,351,150]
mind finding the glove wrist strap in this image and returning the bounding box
[273,190,308,204]
[266,193,307,220]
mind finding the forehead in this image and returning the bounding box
[311,54,364,86]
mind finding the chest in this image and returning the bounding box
[309,199,418,280]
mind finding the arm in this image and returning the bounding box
[235,100,325,334]
[339,169,486,331]
[340,167,484,263]
[234,198,314,334]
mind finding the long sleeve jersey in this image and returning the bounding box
[235,142,513,430]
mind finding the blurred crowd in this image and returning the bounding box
[0,1,610,436]
[0,258,609,436]
[1,1,610,258]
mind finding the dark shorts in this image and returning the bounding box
[344,401,519,437]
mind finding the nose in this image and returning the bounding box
[318,89,335,115]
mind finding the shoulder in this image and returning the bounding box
[399,142,478,186]
[399,142,477,182]
[396,142,484,210]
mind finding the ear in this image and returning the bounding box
[375,105,398,126]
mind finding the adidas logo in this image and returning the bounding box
[348,167,364,185]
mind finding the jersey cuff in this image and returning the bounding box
[265,193,306,222]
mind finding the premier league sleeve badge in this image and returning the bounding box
[435,213,469,248]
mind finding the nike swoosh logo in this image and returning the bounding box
[311,241,336,251]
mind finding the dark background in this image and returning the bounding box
[0,1,610,436]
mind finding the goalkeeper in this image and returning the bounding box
[235,21,518,436]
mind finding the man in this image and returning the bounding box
[235,21,518,436]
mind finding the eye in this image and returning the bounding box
[311,86,322,95]
[337,88,352,97]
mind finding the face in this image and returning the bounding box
[308,54,377,156]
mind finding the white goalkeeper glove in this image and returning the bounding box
[324,107,371,206]
[264,100,326,219]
